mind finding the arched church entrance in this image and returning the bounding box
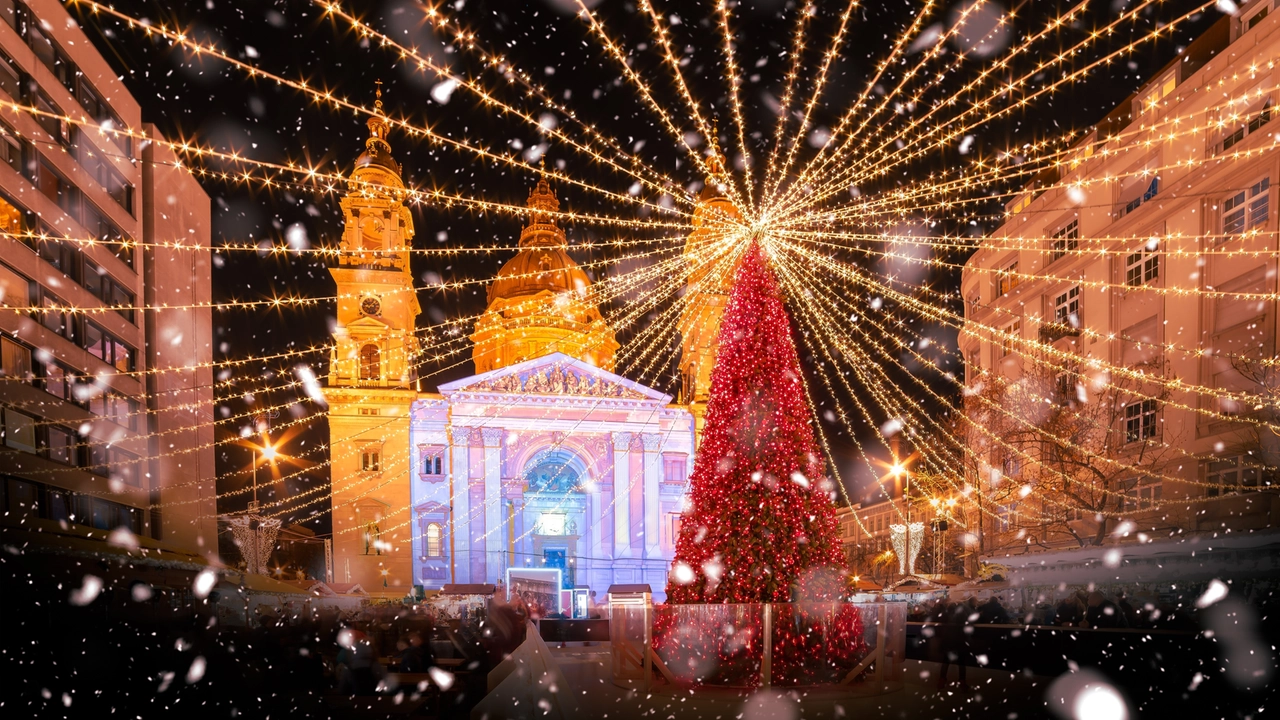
[520,448,590,591]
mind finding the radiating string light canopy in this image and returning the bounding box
[42,0,1277,552]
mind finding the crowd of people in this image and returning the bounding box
[907,588,1197,631]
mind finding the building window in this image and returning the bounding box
[996,505,1012,533]
[33,91,71,146]
[1052,286,1081,330]
[1119,177,1160,218]
[1050,219,1079,262]
[39,291,77,344]
[88,391,138,431]
[38,361,77,403]
[0,335,30,379]
[83,321,135,372]
[1204,455,1266,496]
[1223,178,1270,236]
[358,407,379,416]
[363,522,382,555]
[1120,477,1162,513]
[998,319,1021,358]
[420,448,443,478]
[1139,70,1177,114]
[359,343,380,381]
[1221,100,1272,154]
[0,48,19,101]
[662,455,687,483]
[1245,3,1269,31]
[667,512,683,547]
[44,425,77,465]
[1000,452,1021,482]
[75,137,134,213]
[361,450,381,472]
[0,122,22,175]
[425,523,442,557]
[2,406,36,452]
[996,260,1020,296]
[1124,399,1157,443]
[34,159,79,217]
[1125,244,1160,287]
[1054,370,1078,404]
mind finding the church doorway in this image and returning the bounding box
[542,548,573,588]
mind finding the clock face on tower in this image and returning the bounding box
[361,296,381,316]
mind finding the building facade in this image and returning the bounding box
[959,3,1280,563]
[326,109,704,600]
[0,0,215,557]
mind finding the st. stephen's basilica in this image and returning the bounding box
[323,93,737,602]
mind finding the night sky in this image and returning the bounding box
[68,0,1224,535]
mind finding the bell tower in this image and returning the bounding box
[326,83,419,595]
[678,141,741,441]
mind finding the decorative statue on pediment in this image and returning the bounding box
[525,460,583,494]
[549,365,565,393]
[529,370,548,393]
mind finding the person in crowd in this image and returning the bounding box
[935,602,972,692]
[395,631,435,672]
[1116,591,1141,628]
[977,596,1010,624]
[335,622,385,695]
[1055,594,1084,627]
[1082,591,1129,629]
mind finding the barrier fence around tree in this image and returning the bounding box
[609,601,907,691]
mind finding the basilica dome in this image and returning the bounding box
[488,245,594,304]
[488,177,594,303]
[471,174,619,374]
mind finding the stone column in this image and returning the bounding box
[449,426,472,584]
[641,433,663,558]
[482,427,505,584]
[612,431,633,558]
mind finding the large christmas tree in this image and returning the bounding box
[666,241,848,604]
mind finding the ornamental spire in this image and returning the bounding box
[526,158,561,226]
[365,79,392,155]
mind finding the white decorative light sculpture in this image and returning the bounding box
[889,521,926,576]
[228,514,282,575]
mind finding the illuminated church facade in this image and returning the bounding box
[323,95,726,600]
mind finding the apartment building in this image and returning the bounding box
[0,0,215,557]
[959,2,1280,559]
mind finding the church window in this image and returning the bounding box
[425,523,442,557]
[363,522,382,555]
[420,448,443,478]
[361,451,381,472]
[663,456,687,483]
[667,513,683,547]
[523,454,583,494]
[359,343,380,380]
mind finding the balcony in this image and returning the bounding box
[1040,322,1081,343]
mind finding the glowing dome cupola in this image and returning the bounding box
[471,173,619,374]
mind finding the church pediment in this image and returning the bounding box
[345,316,390,332]
[440,352,670,402]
